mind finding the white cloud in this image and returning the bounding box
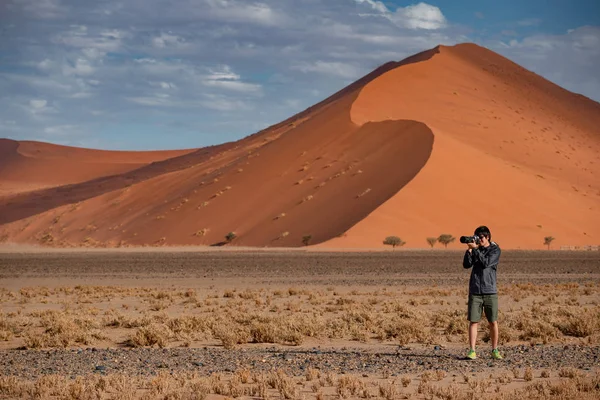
[150,81,177,89]
[517,18,542,27]
[134,58,190,75]
[127,92,251,111]
[29,99,48,109]
[4,73,72,91]
[291,61,364,79]
[391,3,447,30]
[38,59,53,70]
[27,99,57,115]
[354,0,388,13]
[126,96,174,107]
[203,0,286,26]
[18,0,66,19]
[70,92,92,99]
[152,32,187,48]
[284,99,301,109]
[63,58,95,76]
[54,26,126,53]
[316,22,402,45]
[81,48,105,60]
[206,65,240,82]
[354,1,446,30]
[202,65,262,94]
[43,124,79,136]
[200,94,250,111]
[203,80,262,93]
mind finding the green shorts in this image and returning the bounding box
[468,294,498,323]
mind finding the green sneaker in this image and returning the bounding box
[491,349,503,360]
[466,349,477,360]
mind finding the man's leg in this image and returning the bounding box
[467,294,483,359]
[489,321,498,349]
[469,322,479,350]
[484,294,503,359]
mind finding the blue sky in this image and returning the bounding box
[1,0,599,150]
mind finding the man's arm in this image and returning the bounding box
[471,246,501,269]
[463,249,474,269]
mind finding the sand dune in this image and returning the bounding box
[0,139,195,195]
[0,43,598,249]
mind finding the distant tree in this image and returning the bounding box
[383,236,405,249]
[302,235,312,246]
[426,237,438,248]
[225,232,237,243]
[437,234,456,248]
[543,236,555,250]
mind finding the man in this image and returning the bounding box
[462,225,502,360]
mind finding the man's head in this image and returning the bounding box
[474,226,491,247]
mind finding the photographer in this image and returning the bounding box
[462,226,502,360]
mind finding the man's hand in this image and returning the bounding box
[467,242,478,250]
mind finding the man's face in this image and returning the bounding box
[478,234,490,247]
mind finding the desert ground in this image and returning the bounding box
[0,249,599,399]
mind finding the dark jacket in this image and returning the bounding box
[463,242,501,295]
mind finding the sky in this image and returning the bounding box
[1,0,599,150]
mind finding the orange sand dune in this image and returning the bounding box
[331,43,600,249]
[0,43,598,249]
[0,139,195,195]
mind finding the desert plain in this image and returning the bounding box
[0,248,599,399]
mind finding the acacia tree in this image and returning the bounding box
[383,236,405,249]
[302,235,312,246]
[225,232,237,243]
[543,236,555,250]
[426,237,437,248]
[437,234,455,248]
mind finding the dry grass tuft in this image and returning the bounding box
[524,367,534,382]
[129,323,172,348]
[378,381,399,400]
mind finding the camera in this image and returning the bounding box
[460,235,480,245]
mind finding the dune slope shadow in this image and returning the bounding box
[240,119,435,246]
